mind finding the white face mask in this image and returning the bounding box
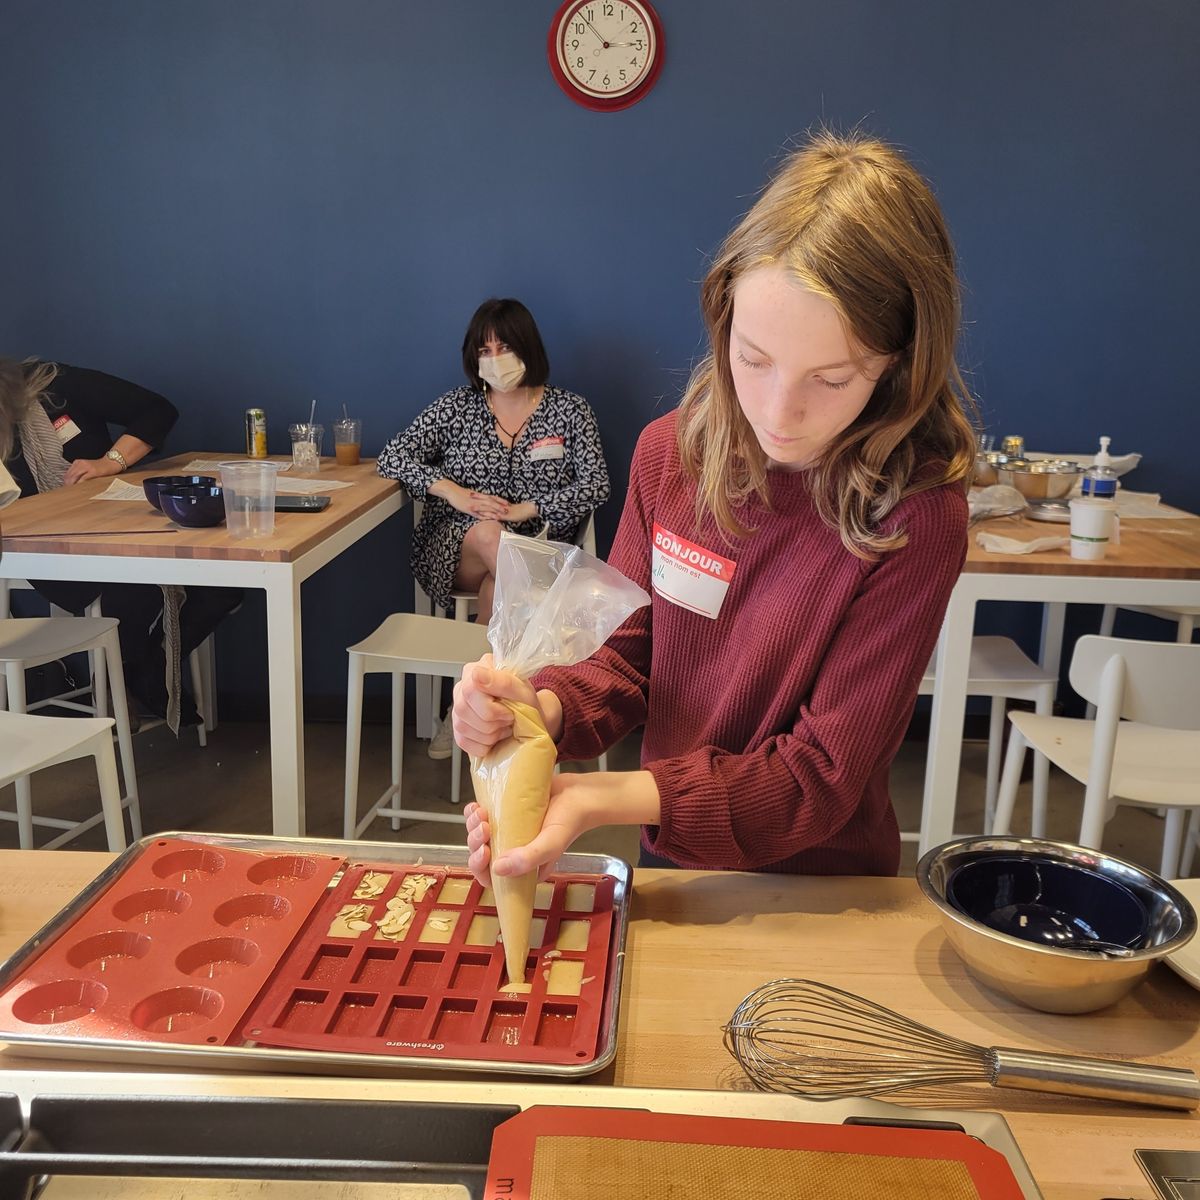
[478,351,526,393]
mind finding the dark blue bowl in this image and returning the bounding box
[947,855,1150,952]
[159,485,226,528]
[143,474,217,511]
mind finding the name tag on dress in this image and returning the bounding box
[53,414,83,444]
[650,523,738,619]
[529,436,565,461]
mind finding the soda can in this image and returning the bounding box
[245,408,268,459]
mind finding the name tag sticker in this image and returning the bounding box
[650,523,737,619]
[529,436,565,461]
[53,414,83,444]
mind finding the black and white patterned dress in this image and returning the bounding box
[377,385,611,610]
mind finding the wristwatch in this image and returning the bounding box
[105,448,128,471]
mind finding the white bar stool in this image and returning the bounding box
[0,711,128,851]
[344,613,491,839]
[0,616,141,848]
[912,636,1058,841]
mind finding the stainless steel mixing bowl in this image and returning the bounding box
[917,837,1196,1014]
[996,458,1084,501]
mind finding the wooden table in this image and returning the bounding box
[0,455,405,836]
[921,514,1200,852]
[0,849,1195,1197]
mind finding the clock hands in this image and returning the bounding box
[581,14,609,46]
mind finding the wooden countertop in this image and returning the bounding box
[0,850,1196,1197]
[0,453,402,562]
[966,513,1200,577]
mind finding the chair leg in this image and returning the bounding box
[451,736,463,808]
[1161,809,1186,880]
[984,699,1004,834]
[343,656,366,840]
[991,724,1026,836]
[391,672,404,831]
[1177,615,1196,645]
[6,663,35,848]
[597,750,609,772]
[90,731,128,852]
[87,598,109,719]
[189,647,208,747]
[1180,810,1199,877]
[1030,684,1054,839]
[101,629,141,842]
[203,635,218,731]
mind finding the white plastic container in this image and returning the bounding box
[1069,497,1117,560]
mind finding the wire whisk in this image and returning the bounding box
[722,978,1199,1111]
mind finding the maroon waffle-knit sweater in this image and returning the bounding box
[535,412,968,875]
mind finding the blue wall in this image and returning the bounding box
[2,1,1196,711]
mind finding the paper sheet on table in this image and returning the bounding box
[976,531,1069,554]
[179,460,354,493]
[1112,490,1194,519]
[96,480,148,501]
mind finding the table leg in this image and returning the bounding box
[265,572,305,837]
[1039,601,1066,684]
[919,590,977,855]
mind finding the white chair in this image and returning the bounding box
[909,636,1058,842]
[992,635,1200,878]
[344,613,492,839]
[1088,605,1200,721]
[0,710,132,852]
[1,577,214,746]
[0,617,142,849]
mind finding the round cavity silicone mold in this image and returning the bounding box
[130,986,224,1034]
[245,855,319,886]
[12,979,109,1025]
[65,930,153,971]
[213,893,292,929]
[151,848,226,883]
[176,936,261,979]
[111,888,192,924]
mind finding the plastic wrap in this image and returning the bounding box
[471,533,649,987]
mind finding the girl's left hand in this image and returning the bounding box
[64,457,122,485]
[503,501,540,525]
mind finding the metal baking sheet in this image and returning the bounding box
[0,833,631,1080]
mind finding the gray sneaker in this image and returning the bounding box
[428,712,455,760]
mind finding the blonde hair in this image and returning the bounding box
[0,358,58,463]
[677,130,977,558]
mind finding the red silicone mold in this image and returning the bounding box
[239,861,616,1066]
[0,838,342,1045]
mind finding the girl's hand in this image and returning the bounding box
[464,771,662,888]
[503,501,539,525]
[453,654,560,757]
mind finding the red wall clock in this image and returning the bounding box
[548,0,665,112]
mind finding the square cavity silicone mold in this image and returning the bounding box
[0,838,342,1045]
[239,862,617,1066]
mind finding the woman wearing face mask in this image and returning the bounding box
[454,131,977,880]
[378,298,610,755]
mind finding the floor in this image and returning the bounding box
[0,715,1187,879]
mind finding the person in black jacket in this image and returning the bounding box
[1,357,240,729]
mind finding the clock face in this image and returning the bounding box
[549,0,664,111]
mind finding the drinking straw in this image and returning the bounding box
[342,402,348,420]
[308,398,317,428]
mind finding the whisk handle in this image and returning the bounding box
[992,1047,1200,1111]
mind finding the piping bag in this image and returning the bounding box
[472,531,649,989]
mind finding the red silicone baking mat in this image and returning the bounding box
[485,1107,1028,1199]
[0,837,342,1046]
[239,861,616,1066]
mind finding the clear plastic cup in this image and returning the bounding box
[219,461,283,538]
[288,423,324,475]
[333,418,361,466]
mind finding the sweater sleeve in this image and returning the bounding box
[50,364,178,448]
[644,486,968,870]
[535,395,611,533]
[376,392,455,498]
[532,425,657,756]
